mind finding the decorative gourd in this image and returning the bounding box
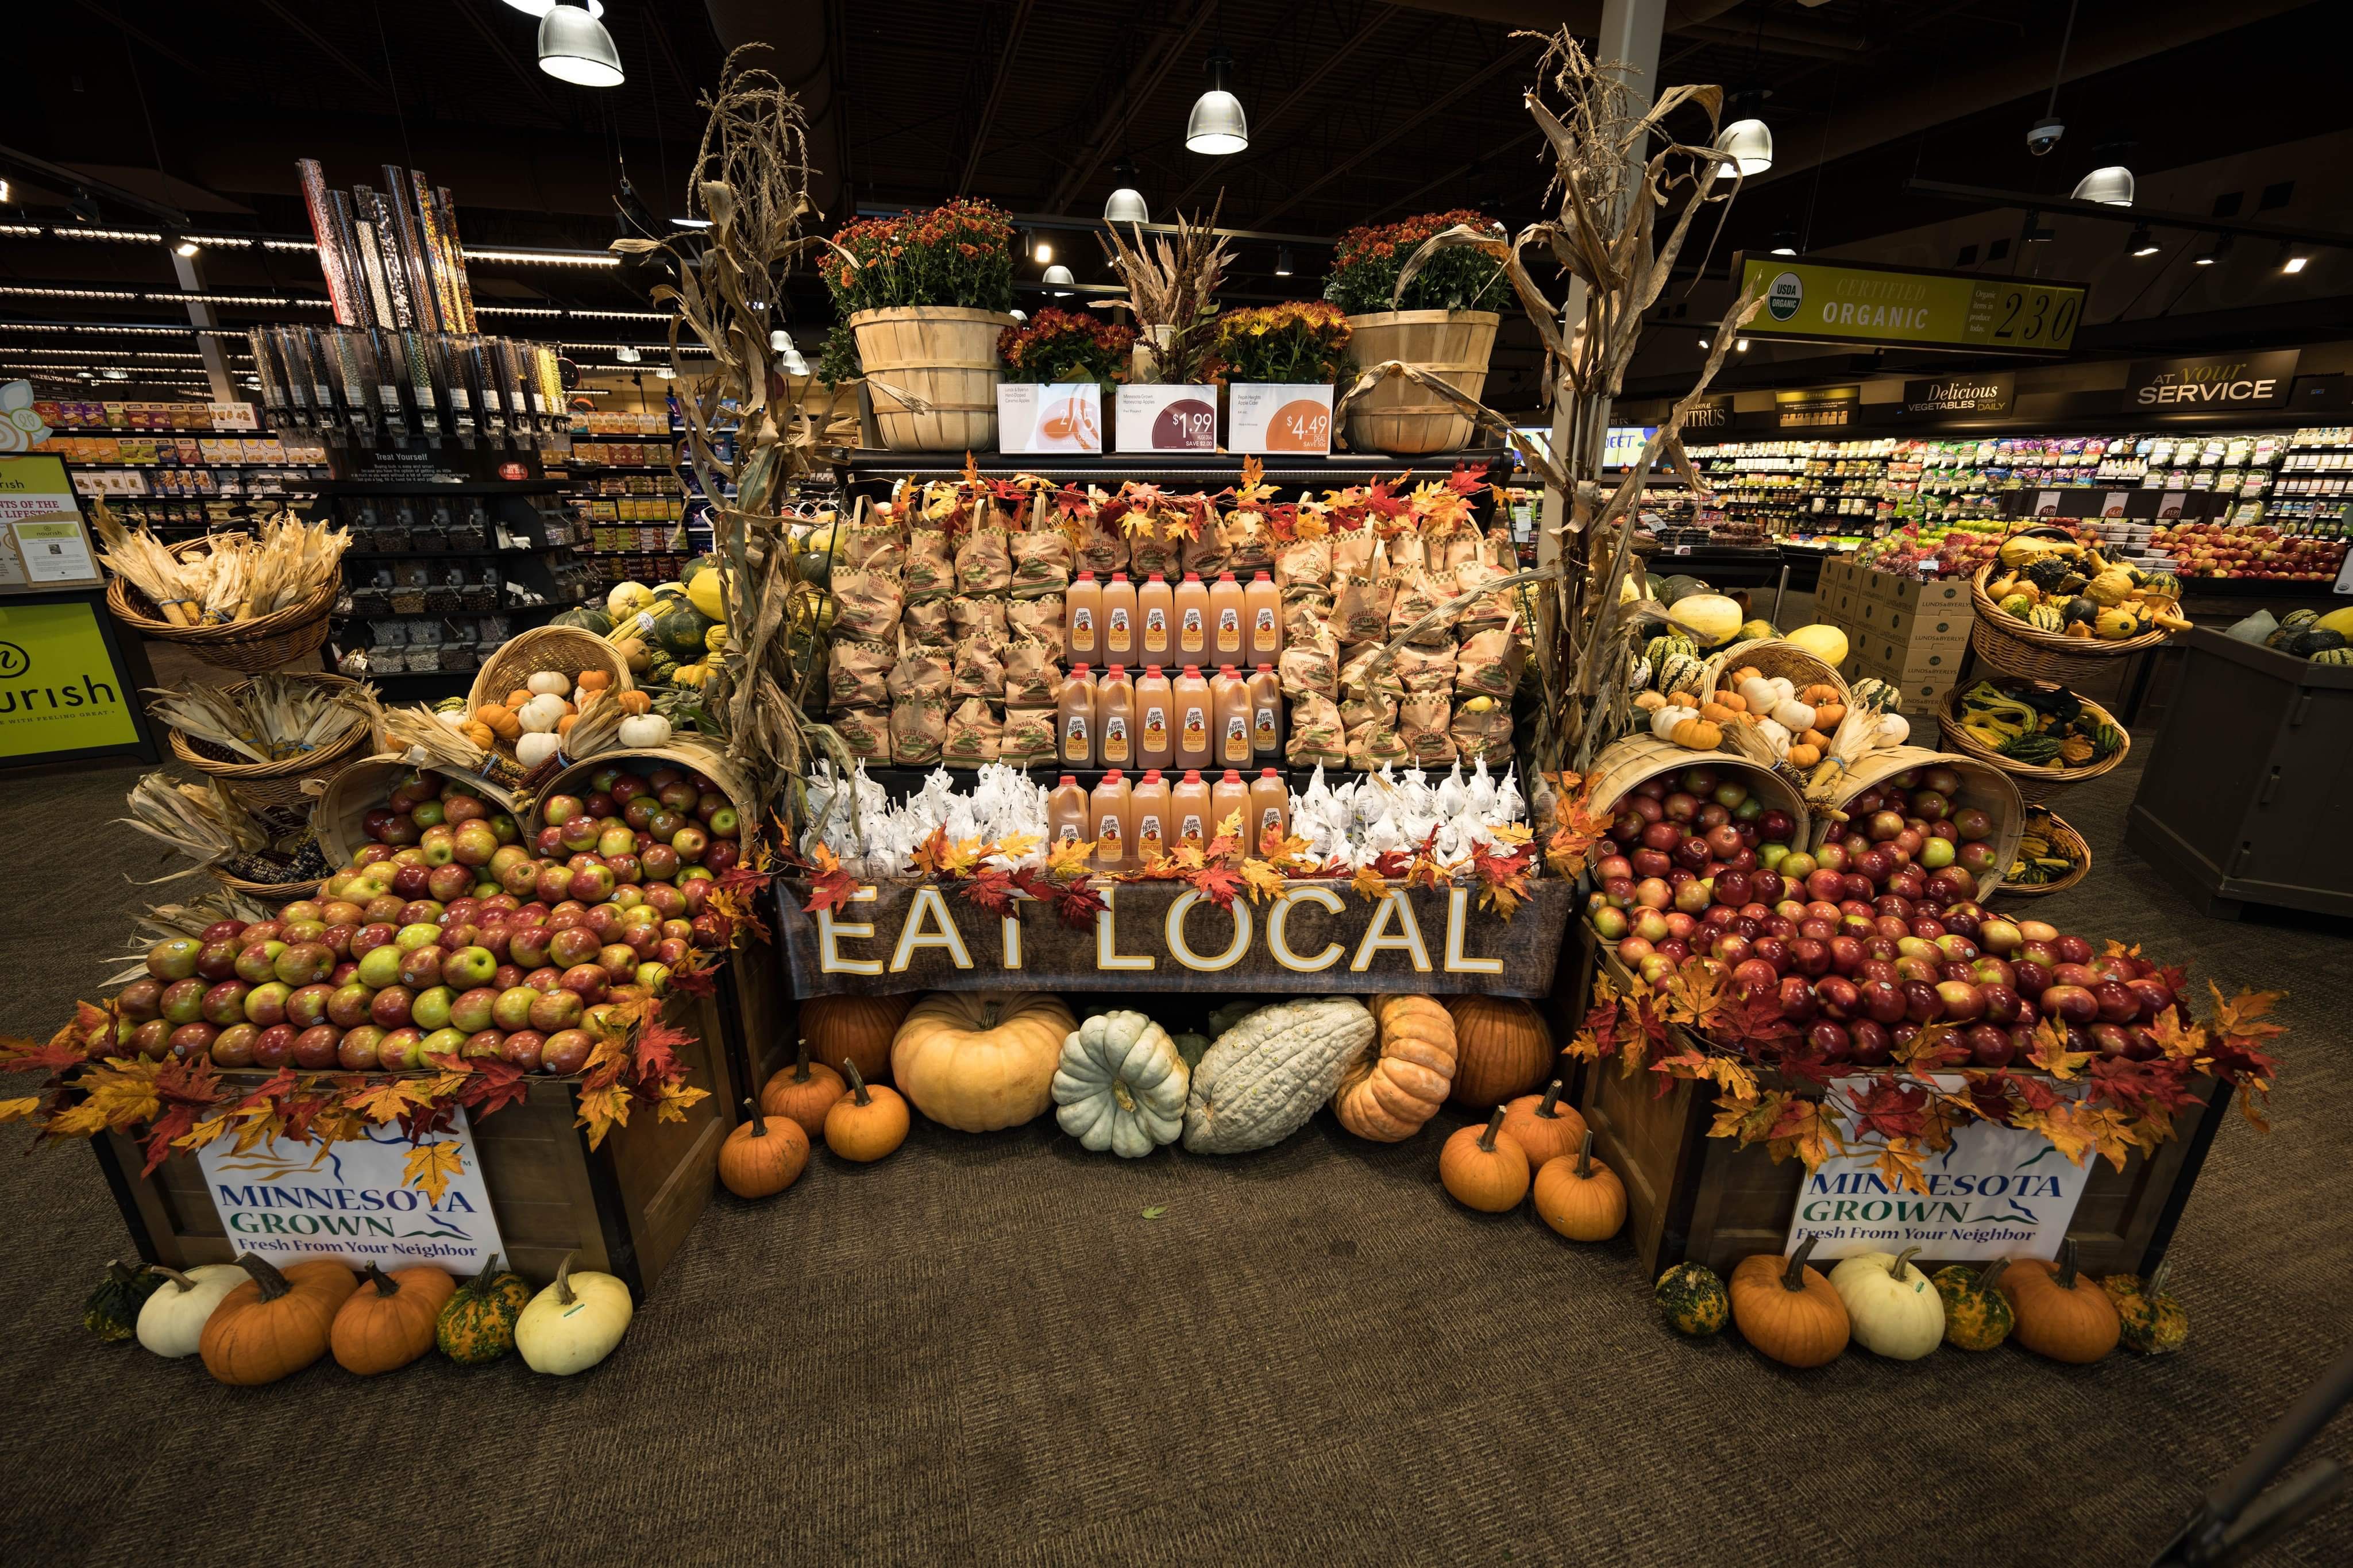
[1655,652,1707,698]
[436,1253,531,1364]
[1770,698,1816,733]
[1439,1107,1531,1212]
[331,1264,457,1376]
[1052,1010,1190,1157]
[1753,716,1792,753]
[890,991,1075,1132]
[1997,1240,2120,1363]
[1931,1260,2013,1351]
[526,670,572,697]
[518,692,569,733]
[515,1250,634,1376]
[1182,996,1376,1154]
[1498,1079,1586,1167]
[1330,994,1457,1142]
[1828,1247,1944,1361]
[1737,675,1793,712]
[1442,994,1553,1108]
[616,688,653,715]
[760,1040,847,1136]
[1654,1262,1730,1336]
[84,1259,165,1342]
[1643,632,1698,669]
[1710,689,1747,713]
[1532,1131,1626,1240]
[1633,689,1667,715]
[1729,1237,1850,1368]
[577,669,612,693]
[1874,712,1910,747]
[824,1061,911,1161]
[474,704,522,741]
[1785,743,1821,769]
[801,992,912,1086]
[1669,716,1722,751]
[135,1263,247,1358]
[1650,702,1698,740]
[1782,623,1849,666]
[1667,591,1742,646]
[1811,703,1846,729]
[1698,701,1740,725]
[516,732,564,769]
[2101,1268,2188,1355]
[1849,676,1899,713]
[719,1099,810,1196]
[198,1254,360,1386]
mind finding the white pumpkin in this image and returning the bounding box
[515,732,564,768]
[1830,1246,1945,1360]
[1650,703,1698,740]
[1770,698,1817,734]
[618,713,673,748]
[1182,997,1375,1154]
[1737,676,1777,710]
[526,670,572,697]
[1875,712,1911,747]
[1052,1011,1190,1158]
[517,693,569,733]
[1753,717,1792,753]
[515,1252,634,1374]
[135,1263,246,1358]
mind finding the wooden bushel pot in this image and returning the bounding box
[1341,309,1498,454]
[850,306,1019,451]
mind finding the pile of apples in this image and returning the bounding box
[2153,520,2346,581]
[1584,766,2180,1068]
[110,762,741,1075]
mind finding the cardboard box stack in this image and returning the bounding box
[1815,555,1974,713]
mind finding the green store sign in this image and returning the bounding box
[1736,254,2086,356]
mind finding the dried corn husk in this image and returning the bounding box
[378,704,529,792]
[90,500,202,625]
[115,774,269,880]
[93,503,348,625]
[146,675,374,763]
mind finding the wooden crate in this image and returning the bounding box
[88,989,739,1301]
[1576,945,2231,1280]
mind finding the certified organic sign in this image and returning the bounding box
[1736,254,2085,355]
[1784,1075,2093,1262]
[0,599,141,758]
[197,1107,507,1274]
[2123,350,2299,411]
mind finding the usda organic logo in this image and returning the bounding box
[1768,271,1803,323]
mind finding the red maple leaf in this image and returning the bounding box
[141,1104,197,1177]
[1770,1042,1840,1088]
[2086,1055,2201,1121]
[669,955,721,998]
[800,864,857,916]
[279,1090,332,1146]
[958,866,1021,917]
[632,1018,692,1084]
[234,1067,299,1115]
[1187,862,1247,912]
[395,1100,458,1144]
[1850,1075,1928,1141]
[2004,1070,2062,1115]
[1966,1072,2018,1125]
[1734,992,1797,1045]
[3,1034,98,1076]
[1363,477,1413,522]
[460,1059,534,1120]
[1047,878,1107,931]
[1446,462,1486,497]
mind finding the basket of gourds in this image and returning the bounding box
[462,669,623,771]
[1936,676,2129,802]
[466,624,632,718]
[1969,525,2181,684]
[1997,804,2090,897]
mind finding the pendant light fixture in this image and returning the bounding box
[1715,90,1772,176]
[505,0,604,15]
[1769,229,1797,257]
[2070,165,2134,206]
[1042,264,1075,296]
[1186,50,1249,156]
[1274,246,1294,276]
[1104,160,1150,226]
[539,0,624,88]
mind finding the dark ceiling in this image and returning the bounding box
[1,0,2344,403]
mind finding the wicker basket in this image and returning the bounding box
[851,305,1018,451]
[1341,310,1499,455]
[1696,637,1850,708]
[466,624,634,717]
[1995,806,2090,898]
[1804,744,2025,900]
[312,753,526,872]
[209,864,327,903]
[535,741,764,855]
[1584,735,1812,849]
[1968,525,2167,682]
[1937,679,2130,804]
[165,673,376,820]
[103,534,340,675]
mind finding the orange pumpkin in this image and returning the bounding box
[199,1254,360,1385]
[824,1061,909,1162]
[331,1264,456,1376]
[1532,1131,1626,1241]
[719,1099,810,1198]
[1438,1107,1530,1212]
[1330,994,1457,1141]
[1499,1079,1586,1167]
[802,993,913,1086]
[1998,1240,2120,1363]
[1729,1236,1850,1368]
[759,1041,847,1137]
[1442,994,1554,1108]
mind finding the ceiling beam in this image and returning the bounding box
[252,1,387,96]
[1365,127,1540,223]
[1253,45,1531,226]
[1047,6,1217,213]
[957,0,1037,197]
[1172,5,1401,207]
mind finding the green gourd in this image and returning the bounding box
[2026,604,2066,632]
[84,1259,165,1343]
[2103,1269,2189,1355]
[2312,646,2353,666]
[1182,997,1376,1154]
[1052,1010,1190,1158]
[1931,1261,2014,1350]
[1654,1262,1730,1337]
[1656,652,1707,698]
[435,1253,532,1364]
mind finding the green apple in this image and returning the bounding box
[356,944,406,989]
[394,922,443,953]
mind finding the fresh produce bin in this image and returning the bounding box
[2126,626,2353,918]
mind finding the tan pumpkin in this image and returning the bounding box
[801,992,913,1085]
[1998,1240,2120,1363]
[1330,994,1457,1142]
[824,1061,910,1161]
[1729,1236,1850,1368]
[1442,994,1554,1108]
[1438,1107,1530,1212]
[719,1099,810,1198]
[889,991,1075,1132]
[330,1264,456,1376]
[1499,1079,1586,1167]
[759,1041,847,1137]
[1532,1131,1626,1241]
[199,1254,360,1386]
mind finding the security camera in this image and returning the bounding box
[2027,116,2065,156]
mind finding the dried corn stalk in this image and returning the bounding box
[116,773,268,881]
[146,675,374,763]
[1093,198,1233,384]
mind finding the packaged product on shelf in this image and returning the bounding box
[953,526,1012,593]
[947,594,1006,641]
[951,636,1006,700]
[890,694,947,764]
[828,637,890,708]
[1346,716,1408,771]
[1101,572,1139,660]
[1391,640,1456,694]
[942,698,1003,764]
[1002,639,1060,706]
[1058,663,1098,767]
[1450,698,1512,763]
[1128,517,1182,578]
[1249,664,1283,762]
[904,528,953,599]
[1006,592,1063,647]
[1287,692,1347,766]
[1136,665,1174,769]
[1331,527,1378,579]
[1399,692,1456,764]
[842,513,904,573]
[901,593,952,646]
[1275,535,1332,593]
[1386,528,1428,574]
[1340,691,1398,732]
[1009,528,1071,595]
[831,566,902,640]
[1076,510,1128,575]
[886,642,952,701]
[999,706,1056,765]
[1333,574,1394,644]
[1066,570,1102,661]
[1455,627,1525,698]
[1137,571,1174,658]
[1387,567,1449,642]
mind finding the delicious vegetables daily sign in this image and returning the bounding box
[775,879,1573,998]
[1734,254,2086,356]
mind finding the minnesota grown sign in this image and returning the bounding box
[1735,254,2086,356]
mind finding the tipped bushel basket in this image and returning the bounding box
[1343,309,1499,454]
[851,306,1019,451]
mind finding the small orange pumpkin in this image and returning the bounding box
[1499,1079,1587,1168]
[824,1061,909,1162]
[1998,1239,2121,1363]
[199,1254,360,1386]
[1443,994,1555,1108]
[759,1040,847,1138]
[1438,1107,1531,1212]
[719,1099,810,1198]
[803,992,913,1086]
[1532,1130,1626,1241]
[331,1264,457,1376]
[1729,1236,1850,1368]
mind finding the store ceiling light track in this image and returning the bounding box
[1905,179,2353,256]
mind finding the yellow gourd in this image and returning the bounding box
[1669,717,1721,750]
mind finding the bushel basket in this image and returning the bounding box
[851,306,1017,451]
[165,672,376,825]
[1936,680,2130,804]
[1340,310,1498,455]
[104,534,338,675]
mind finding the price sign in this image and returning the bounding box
[1117,385,1220,453]
[1737,254,2086,356]
[1227,383,1333,455]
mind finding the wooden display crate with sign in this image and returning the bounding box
[1575,944,2231,1281]
[87,988,740,1301]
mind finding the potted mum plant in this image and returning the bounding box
[1210,300,1351,454]
[1324,208,1505,454]
[826,199,1018,450]
[995,308,1137,453]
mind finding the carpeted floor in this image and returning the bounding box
[3,743,2351,1566]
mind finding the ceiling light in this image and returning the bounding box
[1274,246,1294,276]
[0,179,10,203]
[464,247,618,267]
[1104,161,1149,226]
[1035,240,1054,264]
[614,343,642,364]
[655,366,675,380]
[58,227,163,244]
[1736,338,1750,352]
[538,0,624,88]
[2128,225,2159,257]
[1697,337,1711,350]
[1769,229,1797,256]
[1009,309,1027,323]
[1716,118,1773,177]
[102,368,129,381]
[183,235,253,249]
[1186,51,1248,156]
[570,308,667,319]
[670,215,711,229]
[263,238,318,252]
[173,237,200,257]
[475,304,564,317]
[2283,253,2310,275]
[1042,264,1075,289]
[778,342,810,376]
[0,223,43,236]
[2194,234,2232,267]
[504,0,605,14]
[2072,165,2135,206]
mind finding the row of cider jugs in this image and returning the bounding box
[1066,569,1282,666]
[1047,766,1290,871]
[1059,662,1280,771]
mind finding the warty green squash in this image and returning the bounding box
[1052,1010,1190,1158]
[1654,1262,1729,1337]
[1181,997,1375,1154]
[1931,1261,2013,1351]
[436,1253,531,1365]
